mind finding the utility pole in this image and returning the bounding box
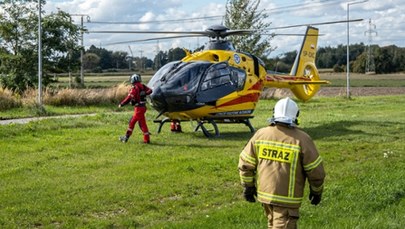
[346,0,368,99]
[365,19,377,74]
[127,45,134,70]
[37,0,42,105]
[70,14,90,85]
[139,50,143,72]
[80,15,84,85]
[155,41,160,70]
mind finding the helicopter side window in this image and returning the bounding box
[229,67,246,90]
[201,63,232,91]
[200,63,246,92]
[197,62,245,103]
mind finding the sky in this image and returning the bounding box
[44,0,405,59]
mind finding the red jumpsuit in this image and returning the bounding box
[120,82,152,143]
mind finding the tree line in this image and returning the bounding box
[83,45,187,73]
[267,43,405,74]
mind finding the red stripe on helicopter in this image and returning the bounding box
[216,93,261,108]
[248,81,263,91]
[215,82,262,108]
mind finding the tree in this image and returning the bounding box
[0,0,39,92]
[87,45,114,70]
[82,53,100,71]
[111,51,128,69]
[41,9,81,75]
[224,0,272,58]
[374,46,395,74]
[352,52,366,73]
[0,0,81,93]
[167,48,185,62]
[153,50,168,70]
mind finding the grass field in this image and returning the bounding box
[1,96,405,228]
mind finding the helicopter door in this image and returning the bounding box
[196,62,246,103]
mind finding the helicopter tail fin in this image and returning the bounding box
[288,26,323,101]
[264,26,328,101]
[289,26,319,76]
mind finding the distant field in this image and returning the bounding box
[53,74,153,88]
[1,96,405,228]
[320,72,405,87]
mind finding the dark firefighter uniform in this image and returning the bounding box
[238,123,325,228]
[119,82,152,143]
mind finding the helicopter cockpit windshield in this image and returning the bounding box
[148,61,211,112]
[148,60,247,113]
[147,61,181,90]
[164,61,211,94]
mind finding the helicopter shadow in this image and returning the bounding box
[302,120,402,141]
[148,130,254,148]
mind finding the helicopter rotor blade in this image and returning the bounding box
[268,18,363,30]
[263,33,325,36]
[105,34,203,45]
[87,30,209,35]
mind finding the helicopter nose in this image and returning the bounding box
[149,87,168,113]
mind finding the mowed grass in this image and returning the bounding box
[1,96,405,228]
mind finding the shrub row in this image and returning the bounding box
[0,84,129,111]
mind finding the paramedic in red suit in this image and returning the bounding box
[118,74,152,144]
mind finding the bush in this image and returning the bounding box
[333,64,344,73]
[0,84,129,109]
[44,84,129,106]
[0,88,21,111]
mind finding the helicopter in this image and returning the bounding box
[143,25,328,137]
[88,21,360,137]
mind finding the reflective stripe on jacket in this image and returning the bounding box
[238,124,325,208]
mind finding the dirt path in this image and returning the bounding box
[262,87,405,98]
[0,113,97,125]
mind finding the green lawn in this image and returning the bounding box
[1,96,405,228]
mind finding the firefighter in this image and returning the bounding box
[238,97,325,229]
[118,74,152,144]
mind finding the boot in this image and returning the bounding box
[119,135,129,143]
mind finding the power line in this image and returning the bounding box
[84,0,347,26]
[88,15,222,25]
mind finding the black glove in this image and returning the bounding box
[243,186,257,203]
[309,192,322,206]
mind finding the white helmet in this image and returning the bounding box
[270,97,300,126]
[130,74,141,84]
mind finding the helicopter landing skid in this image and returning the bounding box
[154,117,171,134]
[194,120,219,138]
[153,117,255,138]
[194,118,255,138]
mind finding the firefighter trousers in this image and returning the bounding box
[263,204,299,229]
[126,106,150,143]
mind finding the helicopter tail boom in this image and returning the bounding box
[264,74,329,87]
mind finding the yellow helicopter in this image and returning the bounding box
[89,22,361,137]
[141,25,328,137]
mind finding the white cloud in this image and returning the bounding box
[44,0,404,59]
